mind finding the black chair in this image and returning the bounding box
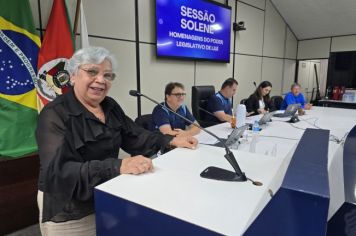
[271,96,284,110]
[135,114,154,131]
[240,98,247,105]
[191,86,218,128]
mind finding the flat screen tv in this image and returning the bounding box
[327,51,356,88]
[155,0,232,62]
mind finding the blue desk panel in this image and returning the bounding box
[95,191,220,236]
[245,128,330,236]
[327,125,356,236]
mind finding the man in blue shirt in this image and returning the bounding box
[281,83,312,110]
[206,78,238,123]
[152,82,200,137]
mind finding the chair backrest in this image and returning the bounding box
[240,98,247,105]
[191,86,215,121]
[134,114,153,131]
[271,95,284,110]
[191,86,218,127]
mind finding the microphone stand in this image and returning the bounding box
[198,106,216,118]
[130,90,247,182]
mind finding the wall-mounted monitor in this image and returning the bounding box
[155,0,232,63]
[327,51,356,88]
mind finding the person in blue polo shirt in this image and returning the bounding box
[152,82,200,137]
[206,78,238,123]
[281,83,312,110]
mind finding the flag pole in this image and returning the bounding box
[73,0,81,35]
[37,0,44,40]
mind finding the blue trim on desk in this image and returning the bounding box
[245,128,330,236]
[343,125,356,204]
[94,190,221,236]
[327,125,356,236]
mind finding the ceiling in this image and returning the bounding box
[271,0,356,40]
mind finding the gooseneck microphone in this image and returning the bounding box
[129,90,248,182]
[253,81,257,88]
[198,106,216,118]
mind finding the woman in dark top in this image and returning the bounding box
[245,81,275,116]
[36,46,197,235]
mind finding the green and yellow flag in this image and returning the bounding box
[0,0,40,158]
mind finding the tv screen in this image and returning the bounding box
[155,0,232,62]
[327,51,356,88]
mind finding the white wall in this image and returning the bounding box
[297,38,331,59]
[331,35,356,52]
[298,34,356,60]
[30,0,297,119]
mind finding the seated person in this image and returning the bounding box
[152,82,200,137]
[281,83,312,110]
[245,81,275,116]
[206,78,238,123]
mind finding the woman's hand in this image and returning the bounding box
[120,155,153,175]
[257,108,267,114]
[170,136,198,149]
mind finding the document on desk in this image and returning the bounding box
[194,132,218,145]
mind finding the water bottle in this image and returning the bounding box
[236,104,246,128]
[252,120,260,133]
[249,133,257,153]
[249,120,260,153]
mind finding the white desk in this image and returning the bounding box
[95,106,356,235]
[96,145,291,235]
[197,107,355,153]
[197,107,356,221]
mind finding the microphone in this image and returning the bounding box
[129,90,140,97]
[253,81,257,88]
[129,90,249,183]
[288,114,300,123]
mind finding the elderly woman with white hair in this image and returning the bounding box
[36,46,198,235]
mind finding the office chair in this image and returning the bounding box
[271,96,284,110]
[240,98,247,105]
[191,86,218,128]
[135,114,154,131]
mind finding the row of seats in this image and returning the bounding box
[134,86,284,129]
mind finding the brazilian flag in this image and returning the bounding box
[0,0,40,159]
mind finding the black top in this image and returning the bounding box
[245,94,275,116]
[36,89,173,223]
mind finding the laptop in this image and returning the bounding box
[259,111,277,125]
[273,104,300,118]
[214,124,249,148]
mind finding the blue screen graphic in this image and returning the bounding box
[156,0,232,62]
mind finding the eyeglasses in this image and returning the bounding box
[79,67,116,82]
[170,93,186,98]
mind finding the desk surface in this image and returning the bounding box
[96,145,288,235]
[196,107,355,161]
[319,99,356,104]
[96,106,356,235]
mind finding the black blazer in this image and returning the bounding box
[245,94,275,116]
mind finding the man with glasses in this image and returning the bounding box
[152,82,200,137]
[206,78,238,123]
